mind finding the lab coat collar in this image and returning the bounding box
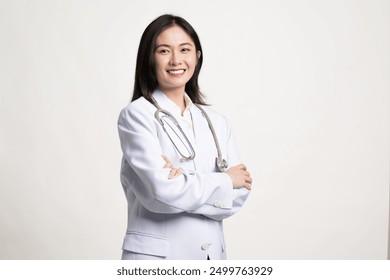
[152,89,193,116]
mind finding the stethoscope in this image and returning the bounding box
[150,96,228,172]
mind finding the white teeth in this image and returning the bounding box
[168,69,185,74]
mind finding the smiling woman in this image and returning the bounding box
[153,25,201,112]
[117,14,252,260]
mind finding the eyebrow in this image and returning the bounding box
[155,42,194,49]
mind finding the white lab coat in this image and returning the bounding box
[117,89,250,260]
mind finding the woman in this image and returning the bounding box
[118,14,252,260]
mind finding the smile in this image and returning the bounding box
[167,69,186,75]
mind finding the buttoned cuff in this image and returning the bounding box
[207,172,234,209]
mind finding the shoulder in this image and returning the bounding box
[118,97,158,131]
[119,97,155,120]
[195,104,230,127]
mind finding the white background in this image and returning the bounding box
[0,0,389,259]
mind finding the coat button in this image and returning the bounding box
[201,243,210,250]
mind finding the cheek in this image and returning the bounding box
[154,61,164,72]
[154,64,167,82]
[188,57,198,74]
[190,55,198,66]
[154,56,167,72]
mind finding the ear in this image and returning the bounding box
[197,50,201,60]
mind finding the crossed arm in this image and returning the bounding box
[162,155,252,190]
[119,103,251,218]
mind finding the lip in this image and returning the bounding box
[166,69,186,75]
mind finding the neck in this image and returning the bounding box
[160,87,186,114]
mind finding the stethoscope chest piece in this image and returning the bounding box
[216,157,228,172]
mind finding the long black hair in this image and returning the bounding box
[131,14,206,105]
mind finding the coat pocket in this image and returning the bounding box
[122,232,170,257]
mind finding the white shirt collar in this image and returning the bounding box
[152,89,193,116]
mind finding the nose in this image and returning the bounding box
[169,51,182,65]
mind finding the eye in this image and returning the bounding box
[157,48,170,54]
[181,48,191,53]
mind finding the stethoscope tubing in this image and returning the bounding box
[150,95,227,172]
[154,107,196,161]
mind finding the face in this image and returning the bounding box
[154,25,200,95]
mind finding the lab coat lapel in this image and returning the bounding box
[191,105,217,172]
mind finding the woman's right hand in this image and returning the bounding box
[162,155,183,179]
[226,164,252,190]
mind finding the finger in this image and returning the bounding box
[239,164,247,171]
[168,168,176,179]
[162,155,169,162]
[243,182,251,190]
[162,155,171,168]
[171,168,181,178]
[162,155,172,164]
[245,176,253,184]
[168,168,183,179]
[163,159,174,169]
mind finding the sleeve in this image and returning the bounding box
[188,114,250,220]
[118,103,236,214]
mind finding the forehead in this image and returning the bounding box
[156,25,194,45]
